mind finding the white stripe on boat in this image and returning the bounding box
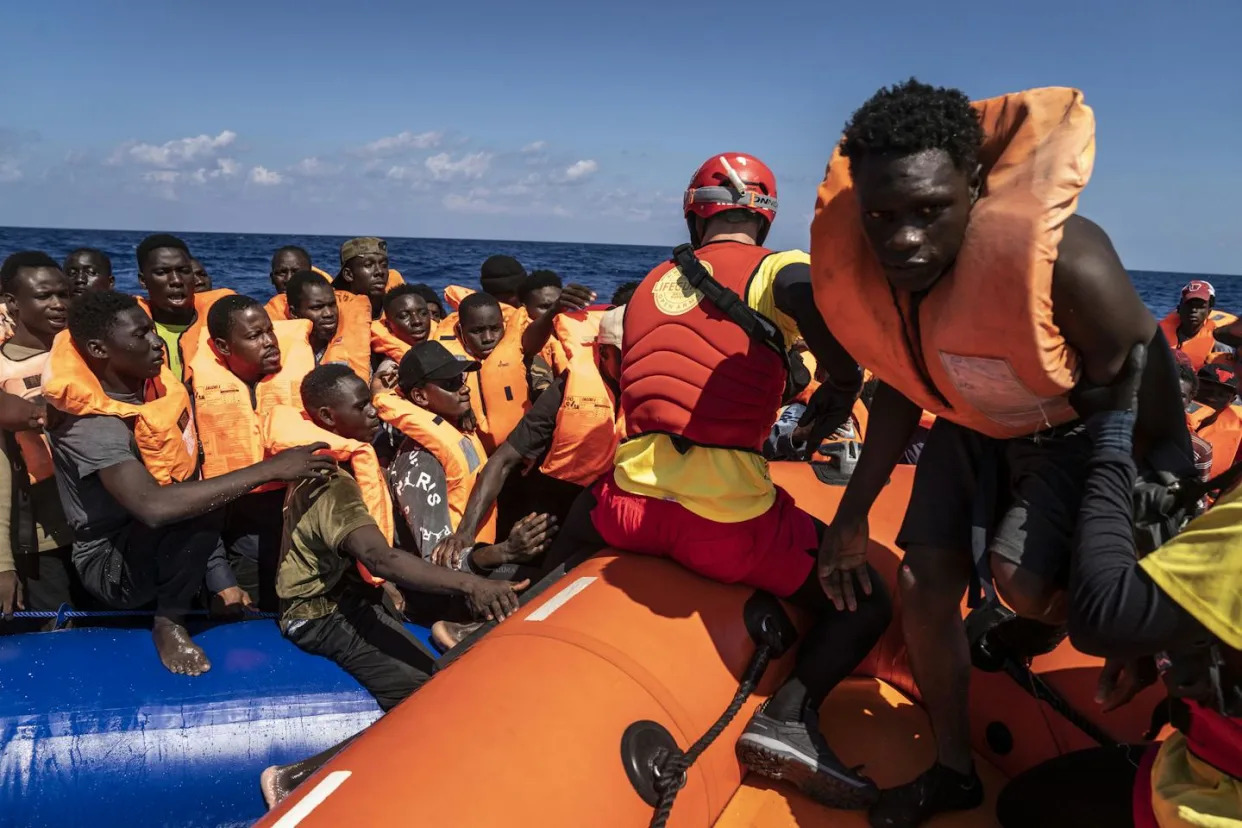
[525,576,597,622]
[272,770,352,828]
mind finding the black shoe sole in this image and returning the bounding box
[736,737,879,810]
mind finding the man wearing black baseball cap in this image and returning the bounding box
[372,342,556,606]
[1187,361,1242,479]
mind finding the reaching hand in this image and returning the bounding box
[265,443,338,482]
[554,284,596,315]
[210,585,256,618]
[1095,656,1158,712]
[1070,343,1147,418]
[370,362,398,395]
[0,570,23,621]
[459,409,479,434]
[431,532,473,568]
[817,518,873,611]
[506,512,558,562]
[464,577,530,622]
[382,582,407,617]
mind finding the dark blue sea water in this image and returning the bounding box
[0,226,1236,318]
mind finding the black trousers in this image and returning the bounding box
[283,585,436,712]
[223,488,286,612]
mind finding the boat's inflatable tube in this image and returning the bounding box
[0,620,432,828]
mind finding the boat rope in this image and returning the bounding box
[647,641,774,828]
[1002,656,1122,749]
[11,604,278,630]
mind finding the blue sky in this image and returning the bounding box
[0,0,1238,273]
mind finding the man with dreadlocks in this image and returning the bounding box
[809,80,1193,826]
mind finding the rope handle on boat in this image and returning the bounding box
[9,604,278,630]
[647,641,774,828]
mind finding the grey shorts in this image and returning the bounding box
[896,417,1092,583]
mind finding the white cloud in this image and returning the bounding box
[114,130,237,168]
[358,130,442,157]
[141,170,179,184]
[443,189,509,214]
[249,165,283,185]
[425,151,492,181]
[522,140,547,153]
[564,159,598,181]
[0,158,21,183]
[291,157,337,177]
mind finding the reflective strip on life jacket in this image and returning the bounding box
[621,241,788,452]
[43,330,199,485]
[811,87,1092,439]
[0,348,54,483]
[539,310,618,486]
[260,404,392,584]
[371,391,497,543]
[190,319,315,485]
[136,288,235,382]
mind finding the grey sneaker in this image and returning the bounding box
[736,704,878,809]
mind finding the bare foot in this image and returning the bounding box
[431,619,483,652]
[152,617,211,676]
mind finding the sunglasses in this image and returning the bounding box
[424,375,466,392]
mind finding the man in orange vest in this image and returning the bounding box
[63,248,114,298]
[810,81,1194,826]
[44,290,333,676]
[1174,351,1215,482]
[0,252,78,629]
[192,295,318,612]
[1159,280,1229,372]
[269,245,311,298]
[1186,362,1242,480]
[337,237,392,320]
[532,153,891,808]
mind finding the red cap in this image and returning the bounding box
[1181,280,1215,303]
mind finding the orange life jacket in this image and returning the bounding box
[43,331,199,485]
[190,320,316,488]
[260,404,391,585]
[538,311,620,486]
[439,318,530,454]
[136,288,235,381]
[0,347,54,483]
[386,269,404,290]
[811,87,1094,440]
[435,286,519,341]
[265,267,337,321]
[622,241,788,452]
[1159,310,1235,373]
[1187,401,1242,479]
[513,306,569,375]
[370,319,421,363]
[444,285,473,311]
[371,392,497,543]
[321,291,374,380]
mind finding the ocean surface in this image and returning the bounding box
[0,226,1236,317]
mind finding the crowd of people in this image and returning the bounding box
[0,78,1237,828]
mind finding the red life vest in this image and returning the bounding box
[621,240,787,452]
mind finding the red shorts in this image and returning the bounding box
[587,476,818,598]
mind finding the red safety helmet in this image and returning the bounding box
[683,153,778,245]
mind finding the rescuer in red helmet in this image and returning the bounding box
[541,153,888,808]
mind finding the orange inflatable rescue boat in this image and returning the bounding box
[257,464,1164,828]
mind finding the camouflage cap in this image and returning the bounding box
[340,237,387,266]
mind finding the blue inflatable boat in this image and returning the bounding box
[0,618,434,828]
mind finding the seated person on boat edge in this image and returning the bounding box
[997,342,1242,828]
[0,253,81,631]
[1158,279,1234,372]
[368,284,434,378]
[191,295,319,613]
[334,236,401,321]
[267,363,529,711]
[1172,352,1214,483]
[41,289,332,675]
[281,268,373,380]
[514,270,574,399]
[1185,361,1242,483]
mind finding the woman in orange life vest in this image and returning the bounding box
[190,295,318,612]
[1185,362,1242,480]
[0,252,79,627]
[281,269,372,380]
[431,306,625,586]
[370,285,433,364]
[810,81,1195,827]
[1157,280,1235,372]
[41,290,333,677]
[257,363,531,807]
[440,292,533,457]
[132,234,234,382]
[997,343,1242,828]
[519,152,888,810]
